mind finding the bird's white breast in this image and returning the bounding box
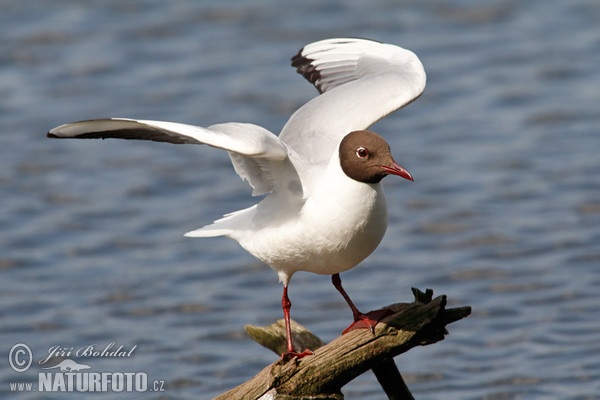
[237,152,388,284]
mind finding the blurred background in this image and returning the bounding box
[1,1,599,398]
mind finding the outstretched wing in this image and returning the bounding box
[48,118,297,196]
[280,38,426,166]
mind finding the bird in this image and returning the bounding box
[47,38,426,359]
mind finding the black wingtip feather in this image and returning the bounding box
[291,50,324,94]
[47,127,191,144]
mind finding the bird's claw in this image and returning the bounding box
[342,308,393,335]
[281,348,313,362]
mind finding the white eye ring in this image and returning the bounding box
[356,147,369,159]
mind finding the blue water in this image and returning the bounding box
[1,1,599,399]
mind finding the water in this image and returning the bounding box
[1,1,599,398]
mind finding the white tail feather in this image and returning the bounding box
[184,205,257,238]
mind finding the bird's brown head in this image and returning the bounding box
[339,130,413,184]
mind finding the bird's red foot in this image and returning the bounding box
[342,308,394,335]
[281,348,313,362]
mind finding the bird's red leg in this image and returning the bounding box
[331,273,393,334]
[331,273,363,321]
[280,284,312,360]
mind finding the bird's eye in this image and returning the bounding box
[356,147,369,159]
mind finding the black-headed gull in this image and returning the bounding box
[48,38,426,359]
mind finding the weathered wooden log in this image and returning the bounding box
[216,289,470,400]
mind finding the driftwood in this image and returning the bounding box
[216,288,471,399]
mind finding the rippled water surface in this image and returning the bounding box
[1,1,599,399]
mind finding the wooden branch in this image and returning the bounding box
[371,357,414,400]
[216,288,471,400]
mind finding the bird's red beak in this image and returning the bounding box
[380,162,414,181]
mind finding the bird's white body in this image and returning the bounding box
[213,151,388,284]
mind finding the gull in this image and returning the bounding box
[48,38,426,359]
